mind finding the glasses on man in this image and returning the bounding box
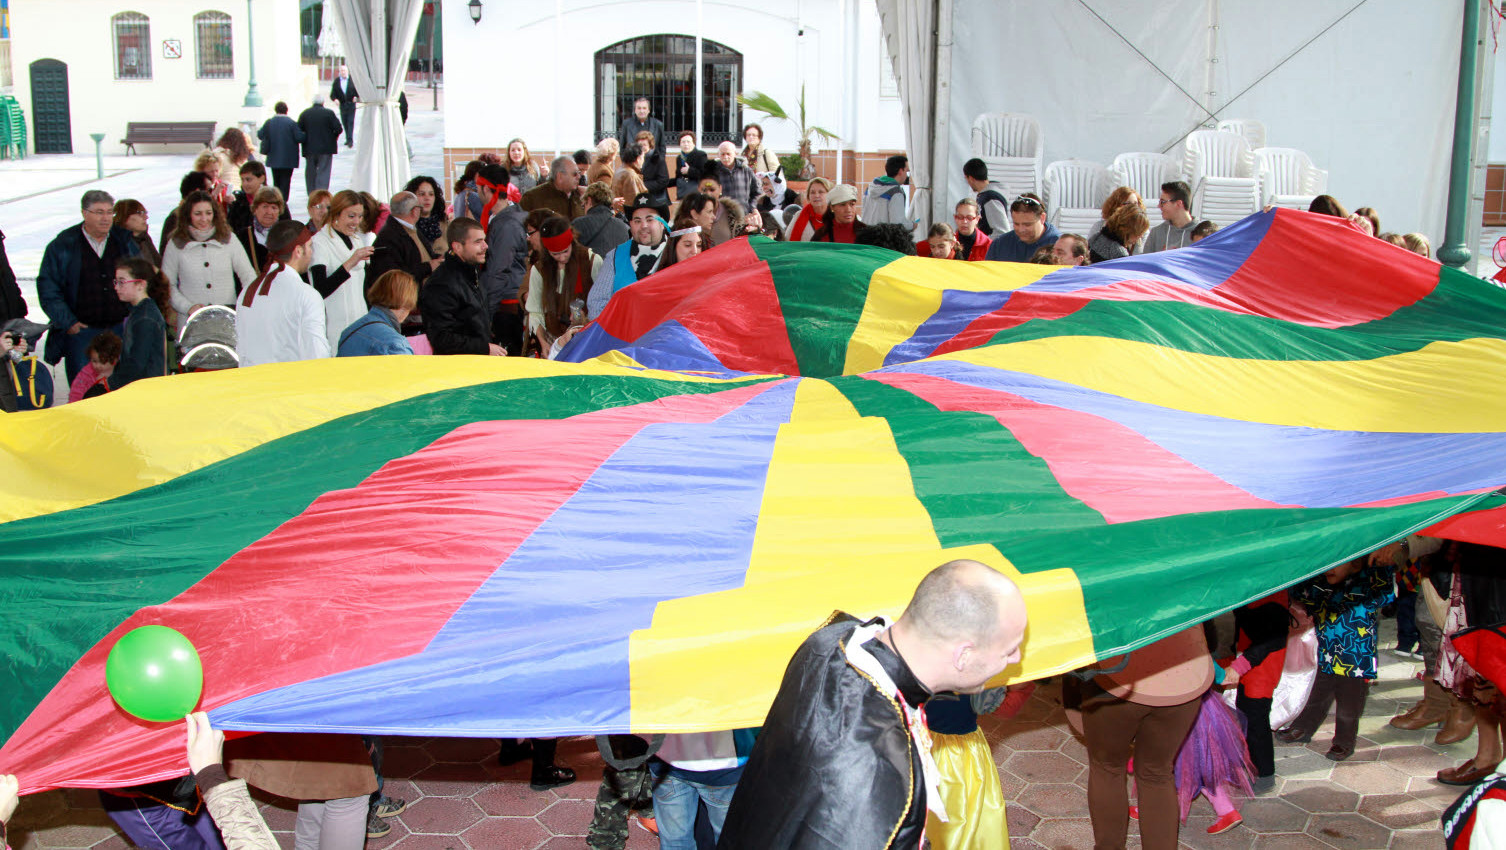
[84,207,115,217]
[1157,198,1173,206]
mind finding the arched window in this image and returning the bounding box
[194,11,234,79]
[112,12,152,80]
[595,35,743,145]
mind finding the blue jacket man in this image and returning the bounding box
[37,189,140,380]
[257,102,306,204]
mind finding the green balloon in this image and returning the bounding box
[105,625,203,722]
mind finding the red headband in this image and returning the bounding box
[477,176,506,224]
[542,230,574,253]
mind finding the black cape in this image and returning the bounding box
[718,613,931,850]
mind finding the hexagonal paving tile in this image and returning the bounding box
[1027,816,1096,848]
[1405,775,1467,811]
[1379,744,1456,779]
[399,796,485,835]
[472,781,556,817]
[383,742,437,776]
[1305,812,1394,850]
[1178,813,1266,850]
[1281,779,1360,813]
[535,798,595,837]
[410,762,495,798]
[1235,797,1310,833]
[997,722,1069,753]
[385,834,467,850]
[1015,783,1086,819]
[1006,802,1041,836]
[1387,827,1447,849]
[1355,793,1439,831]
[1334,762,1414,795]
[459,815,549,850]
[1250,832,1334,849]
[1274,747,1337,782]
[1004,751,1084,784]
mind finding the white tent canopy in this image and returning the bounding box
[877,0,1477,245]
[328,0,424,201]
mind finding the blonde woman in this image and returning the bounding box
[506,138,541,193]
[310,190,376,353]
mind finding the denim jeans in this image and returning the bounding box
[650,765,738,850]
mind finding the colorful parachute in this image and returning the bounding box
[2,209,1504,792]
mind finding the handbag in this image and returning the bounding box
[1437,568,1476,691]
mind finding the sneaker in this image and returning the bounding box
[529,764,576,791]
[1207,811,1243,834]
[365,809,392,839]
[633,814,659,835]
[372,795,407,819]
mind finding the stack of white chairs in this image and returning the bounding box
[1043,160,1113,236]
[1254,147,1328,210]
[1183,130,1261,226]
[971,113,1044,199]
[1217,119,1267,153]
[1108,152,1183,205]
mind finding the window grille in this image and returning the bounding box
[112,12,152,80]
[195,11,233,79]
[595,35,743,146]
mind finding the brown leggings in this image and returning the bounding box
[1082,694,1202,850]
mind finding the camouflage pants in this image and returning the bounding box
[585,736,655,850]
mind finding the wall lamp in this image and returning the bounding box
[468,0,482,24]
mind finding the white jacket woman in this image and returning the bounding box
[161,191,258,328]
[309,191,376,353]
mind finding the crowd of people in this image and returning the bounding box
[0,98,1497,850]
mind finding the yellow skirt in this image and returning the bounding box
[926,727,1010,850]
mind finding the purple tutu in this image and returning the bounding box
[1174,690,1255,821]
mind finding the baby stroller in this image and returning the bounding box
[177,306,239,371]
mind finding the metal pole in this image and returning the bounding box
[243,0,262,107]
[90,133,106,180]
[430,4,438,112]
[1440,0,1482,269]
[835,0,845,186]
[554,0,562,157]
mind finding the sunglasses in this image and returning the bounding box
[1012,196,1042,209]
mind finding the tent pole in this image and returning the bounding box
[1440,0,1482,269]
[696,0,703,149]
[835,0,846,186]
[929,0,953,230]
[554,0,563,158]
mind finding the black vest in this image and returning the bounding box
[74,234,129,327]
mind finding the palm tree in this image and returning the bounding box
[735,84,839,180]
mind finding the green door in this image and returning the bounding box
[29,59,71,154]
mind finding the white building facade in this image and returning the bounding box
[441,0,909,188]
[6,0,307,157]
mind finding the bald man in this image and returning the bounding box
[718,559,1028,850]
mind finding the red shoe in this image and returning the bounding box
[1128,806,1139,820]
[1207,811,1243,834]
[633,814,659,836]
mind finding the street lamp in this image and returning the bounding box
[243,0,262,107]
[468,0,482,24]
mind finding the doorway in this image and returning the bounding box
[29,58,71,154]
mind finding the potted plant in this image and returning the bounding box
[736,84,839,183]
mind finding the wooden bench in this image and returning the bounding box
[121,122,216,154]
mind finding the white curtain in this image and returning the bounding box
[875,0,936,231]
[328,0,425,202]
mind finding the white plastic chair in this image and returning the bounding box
[1217,119,1267,152]
[971,113,1044,199]
[1108,152,1183,206]
[1184,130,1261,226]
[1254,147,1328,211]
[1043,160,1112,235]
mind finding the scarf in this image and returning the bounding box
[843,619,946,821]
[241,228,314,308]
[790,204,822,241]
[189,226,216,242]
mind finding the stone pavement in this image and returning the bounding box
[0,83,448,313]
[2,616,1470,849]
